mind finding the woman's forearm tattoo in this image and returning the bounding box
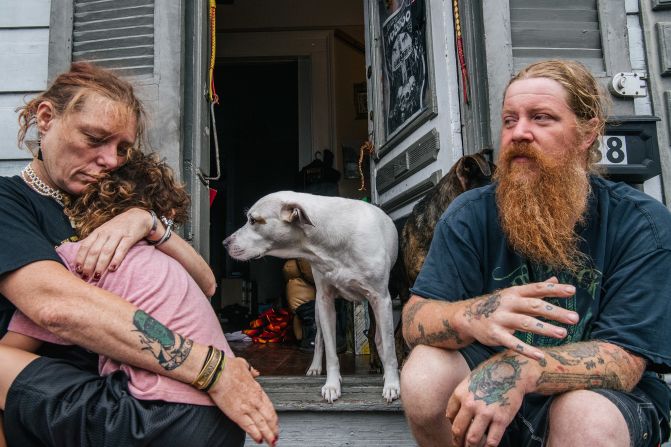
[133,310,193,370]
[469,354,527,406]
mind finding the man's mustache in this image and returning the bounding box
[500,142,543,163]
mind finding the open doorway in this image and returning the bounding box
[209,61,299,311]
[209,1,369,374]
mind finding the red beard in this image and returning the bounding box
[494,142,590,272]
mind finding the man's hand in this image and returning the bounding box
[446,353,528,447]
[208,357,279,446]
[74,208,151,277]
[459,277,578,360]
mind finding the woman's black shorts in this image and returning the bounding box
[4,356,245,447]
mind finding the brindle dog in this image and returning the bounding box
[370,150,495,371]
[401,150,495,290]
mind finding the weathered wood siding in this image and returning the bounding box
[510,0,605,73]
[0,0,50,176]
[72,0,154,77]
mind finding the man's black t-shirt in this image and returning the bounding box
[0,175,96,370]
[412,176,671,432]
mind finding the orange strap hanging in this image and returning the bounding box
[208,0,219,104]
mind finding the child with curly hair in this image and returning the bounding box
[0,150,247,447]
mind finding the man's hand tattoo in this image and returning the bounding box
[464,292,501,321]
[468,354,527,406]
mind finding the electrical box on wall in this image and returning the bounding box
[598,116,661,183]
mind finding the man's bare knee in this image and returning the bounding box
[401,345,470,423]
[548,390,629,447]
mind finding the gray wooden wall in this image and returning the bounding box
[641,0,671,205]
[0,0,51,177]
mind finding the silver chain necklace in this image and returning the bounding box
[21,163,66,206]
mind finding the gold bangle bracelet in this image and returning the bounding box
[192,346,216,388]
[193,348,222,390]
[203,354,226,393]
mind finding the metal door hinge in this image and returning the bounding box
[609,72,648,98]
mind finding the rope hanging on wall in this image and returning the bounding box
[199,0,222,190]
[358,139,375,191]
[208,0,219,105]
[453,0,471,105]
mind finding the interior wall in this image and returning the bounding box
[218,0,364,36]
[333,37,368,199]
[217,0,367,199]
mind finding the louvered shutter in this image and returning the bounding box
[510,0,604,73]
[72,0,154,77]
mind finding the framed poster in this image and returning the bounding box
[353,82,368,119]
[375,0,437,156]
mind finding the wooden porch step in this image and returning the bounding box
[257,375,403,412]
[243,375,417,446]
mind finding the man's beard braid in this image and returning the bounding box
[494,142,591,273]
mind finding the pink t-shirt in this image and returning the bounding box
[9,241,233,406]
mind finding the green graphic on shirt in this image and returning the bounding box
[493,263,602,347]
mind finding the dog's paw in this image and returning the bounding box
[306,364,322,376]
[382,384,400,402]
[321,381,341,403]
[382,376,401,402]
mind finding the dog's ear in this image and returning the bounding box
[457,154,495,191]
[472,153,493,177]
[280,203,314,226]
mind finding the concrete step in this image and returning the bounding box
[244,375,417,446]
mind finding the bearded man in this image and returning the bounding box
[400,60,671,447]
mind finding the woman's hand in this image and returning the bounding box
[74,208,152,279]
[208,357,279,446]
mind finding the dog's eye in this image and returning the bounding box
[248,217,256,225]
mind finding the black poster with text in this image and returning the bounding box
[380,0,428,137]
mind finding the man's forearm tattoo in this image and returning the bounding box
[464,292,501,321]
[536,372,624,392]
[403,299,429,330]
[546,342,605,369]
[414,319,463,347]
[133,310,193,370]
[469,354,527,406]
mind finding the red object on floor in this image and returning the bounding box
[242,308,293,343]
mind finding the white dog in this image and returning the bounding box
[223,191,400,403]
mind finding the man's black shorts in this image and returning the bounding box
[460,343,668,447]
[4,357,245,447]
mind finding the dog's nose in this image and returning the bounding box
[222,236,232,249]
